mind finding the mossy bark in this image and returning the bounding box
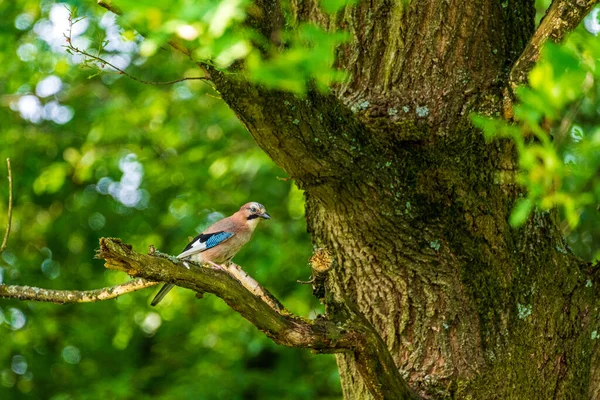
[208,0,600,398]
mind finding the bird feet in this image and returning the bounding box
[206,260,227,271]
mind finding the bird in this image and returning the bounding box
[151,202,271,306]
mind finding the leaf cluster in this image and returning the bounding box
[473,19,600,261]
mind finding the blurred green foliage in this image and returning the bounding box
[473,9,600,262]
[0,0,341,398]
[3,0,600,398]
[68,0,349,94]
[246,24,348,93]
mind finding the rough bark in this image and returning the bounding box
[90,0,600,398]
[208,1,600,398]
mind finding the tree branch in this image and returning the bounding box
[0,158,13,255]
[99,238,356,348]
[509,0,599,89]
[98,238,418,399]
[1,237,417,398]
[65,10,211,87]
[94,1,367,199]
[89,2,418,396]
[0,278,158,304]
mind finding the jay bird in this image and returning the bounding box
[151,202,271,306]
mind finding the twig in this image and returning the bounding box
[65,39,210,86]
[97,0,123,18]
[64,10,212,87]
[0,278,158,304]
[0,158,13,255]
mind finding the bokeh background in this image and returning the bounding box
[1,0,599,399]
[0,1,339,398]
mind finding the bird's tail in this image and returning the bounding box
[151,283,174,306]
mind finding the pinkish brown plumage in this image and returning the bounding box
[151,202,270,306]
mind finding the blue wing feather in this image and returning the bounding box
[204,231,233,249]
[156,231,234,305]
[178,231,234,259]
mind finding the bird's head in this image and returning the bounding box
[240,202,271,228]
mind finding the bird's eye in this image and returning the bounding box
[250,207,257,213]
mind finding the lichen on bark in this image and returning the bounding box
[209,1,600,398]
[84,0,600,398]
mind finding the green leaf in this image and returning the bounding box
[33,163,69,194]
[509,198,533,227]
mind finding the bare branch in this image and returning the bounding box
[509,0,599,89]
[66,8,211,87]
[96,0,196,58]
[99,238,352,346]
[0,158,13,255]
[67,41,210,86]
[224,262,285,311]
[0,278,158,304]
[147,245,284,310]
[98,238,418,399]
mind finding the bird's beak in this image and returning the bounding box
[260,212,271,220]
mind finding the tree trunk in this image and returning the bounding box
[208,0,599,398]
